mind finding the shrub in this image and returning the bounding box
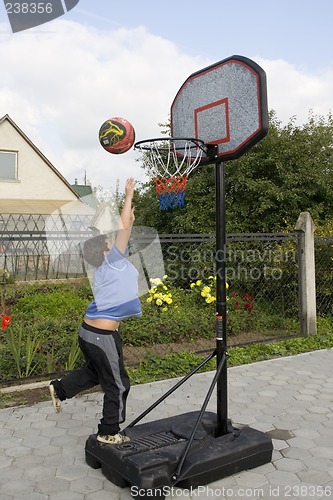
[0,277,328,382]
[0,283,89,380]
[11,290,88,320]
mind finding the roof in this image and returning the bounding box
[0,199,95,215]
[71,184,92,198]
[0,114,82,201]
[71,183,97,210]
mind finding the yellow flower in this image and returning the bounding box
[163,275,168,280]
[150,277,162,286]
[190,283,196,288]
[196,280,202,286]
[146,297,153,303]
[156,299,163,306]
[162,307,168,312]
[201,286,211,297]
[165,297,173,304]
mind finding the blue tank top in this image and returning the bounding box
[85,245,142,321]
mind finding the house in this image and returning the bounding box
[0,114,95,279]
[0,114,94,215]
[71,178,97,210]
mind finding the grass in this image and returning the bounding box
[128,332,333,383]
[1,279,332,402]
[1,332,332,409]
[0,392,29,408]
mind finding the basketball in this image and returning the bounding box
[98,117,135,154]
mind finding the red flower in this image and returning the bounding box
[244,302,253,314]
[2,315,12,329]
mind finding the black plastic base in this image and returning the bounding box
[85,411,273,498]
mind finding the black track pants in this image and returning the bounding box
[53,322,130,436]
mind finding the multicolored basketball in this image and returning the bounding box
[98,117,135,154]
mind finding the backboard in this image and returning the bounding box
[171,55,268,163]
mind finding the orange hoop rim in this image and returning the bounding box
[134,137,206,153]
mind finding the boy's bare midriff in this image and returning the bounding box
[84,317,120,331]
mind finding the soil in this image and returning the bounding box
[0,331,290,410]
[0,386,53,409]
[122,331,274,365]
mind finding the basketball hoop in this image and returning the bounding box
[134,137,206,210]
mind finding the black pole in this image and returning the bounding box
[215,160,228,436]
[125,350,216,429]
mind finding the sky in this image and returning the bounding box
[0,0,332,194]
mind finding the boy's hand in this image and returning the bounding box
[125,177,135,198]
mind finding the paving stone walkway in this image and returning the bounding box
[0,349,332,499]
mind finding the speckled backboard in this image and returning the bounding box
[171,55,268,163]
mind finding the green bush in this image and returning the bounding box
[12,290,89,320]
[0,283,89,380]
[0,278,332,382]
[122,286,215,346]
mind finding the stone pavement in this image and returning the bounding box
[0,349,332,500]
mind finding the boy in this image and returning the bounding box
[50,178,141,444]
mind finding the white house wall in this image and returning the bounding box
[0,118,78,203]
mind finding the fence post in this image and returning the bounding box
[295,212,317,336]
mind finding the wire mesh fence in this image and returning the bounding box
[0,213,332,378]
[0,213,93,280]
[159,232,299,338]
[315,236,333,317]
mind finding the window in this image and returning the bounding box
[0,151,17,180]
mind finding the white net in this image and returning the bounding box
[135,138,206,210]
[135,137,205,179]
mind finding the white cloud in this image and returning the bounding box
[1,20,332,194]
[0,20,209,191]
[256,57,333,124]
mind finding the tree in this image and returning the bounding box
[92,180,121,208]
[225,111,333,232]
[135,110,333,233]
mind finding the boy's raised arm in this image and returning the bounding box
[115,177,135,254]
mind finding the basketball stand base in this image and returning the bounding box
[85,411,273,499]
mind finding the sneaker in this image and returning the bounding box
[97,433,130,445]
[49,383,61,413]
